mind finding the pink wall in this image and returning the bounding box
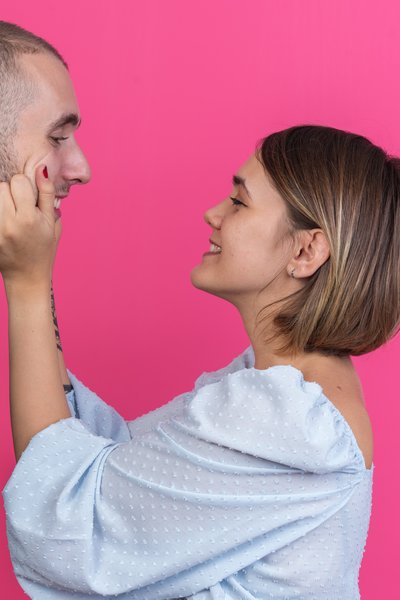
[0,1,399,597]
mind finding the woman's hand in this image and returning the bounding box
[0,165,61,289]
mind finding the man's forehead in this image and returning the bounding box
[19,52,79,114]
[19,51,68,84]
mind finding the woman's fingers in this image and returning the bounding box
[1,162,55,218]
[35,165,56,222]
[0,166,58,284]
[8,166,56,223]
[10,174,36,215]
[0,181,18,220]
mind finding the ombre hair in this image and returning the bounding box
[256,124,400,357]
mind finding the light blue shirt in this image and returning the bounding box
[2,345,374,599]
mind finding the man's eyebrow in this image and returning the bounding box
[232,174,252,199]
[47,113,81,132]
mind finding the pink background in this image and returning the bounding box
[0,1,399,597]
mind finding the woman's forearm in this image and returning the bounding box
[51,283,72,388]
[5,280,70,461]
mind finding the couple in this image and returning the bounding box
[0,20,396,600]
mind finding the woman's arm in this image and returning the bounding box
[0,168,70,461]
[3,366,367,598]
[5,279,70,460]
[51,282,73,390]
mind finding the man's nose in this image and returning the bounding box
[63,144,91,185]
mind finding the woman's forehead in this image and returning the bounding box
[236,154,283,206]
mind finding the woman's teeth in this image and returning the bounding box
[209,243,222,253]
[54,198,61,209]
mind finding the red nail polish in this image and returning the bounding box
[43,166,48,179]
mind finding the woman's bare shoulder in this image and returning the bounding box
[303,358,374,470]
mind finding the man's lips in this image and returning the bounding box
[54,194,68,208]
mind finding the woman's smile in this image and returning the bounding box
[203,242,222,257]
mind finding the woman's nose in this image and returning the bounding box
[203,203,224,229]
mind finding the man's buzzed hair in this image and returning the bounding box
[0,21,68,181]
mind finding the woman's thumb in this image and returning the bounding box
[35,165,56,219]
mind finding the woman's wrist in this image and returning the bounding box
[3,276,52,302]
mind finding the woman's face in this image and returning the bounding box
[190,153,296,309]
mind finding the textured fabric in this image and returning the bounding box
[2,345,374,599]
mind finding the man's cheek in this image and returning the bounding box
[22,150,56,193]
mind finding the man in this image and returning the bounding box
[0,21,91,401]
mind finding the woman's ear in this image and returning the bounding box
[288,229,330,279]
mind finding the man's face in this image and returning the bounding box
[12,51,91,207]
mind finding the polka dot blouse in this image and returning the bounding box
[3,345,374,599]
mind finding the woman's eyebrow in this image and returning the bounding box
[232,174,252,200]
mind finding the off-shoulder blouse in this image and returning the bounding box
[3,345,374,599]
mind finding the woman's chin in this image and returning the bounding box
[189,267,208,291]
[189,270,230,302]
[190,267,214,292]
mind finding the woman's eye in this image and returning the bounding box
[230,196,245,207]
[50,136,68,146]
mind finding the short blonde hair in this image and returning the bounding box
[0,21,67,180]
[256,124,400,357]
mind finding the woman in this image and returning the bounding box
[2,125,398,599]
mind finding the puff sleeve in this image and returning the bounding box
[64,347,254,443]
[65,370,132,442]
[3,365,369,599]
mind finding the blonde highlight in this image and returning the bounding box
[255,125,400,357]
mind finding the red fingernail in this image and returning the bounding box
[43,166,48,179]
